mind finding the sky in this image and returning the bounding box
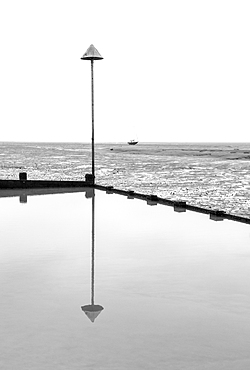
[0,0,249,143]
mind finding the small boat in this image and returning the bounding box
[128,139,138,145]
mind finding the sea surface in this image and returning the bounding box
[1,141,250,218]
[1,189,250,369]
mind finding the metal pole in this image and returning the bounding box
[91,59,95,183]
[91,188,95,305]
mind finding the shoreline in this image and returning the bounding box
[1,141,250,219]
[0,176,249,225]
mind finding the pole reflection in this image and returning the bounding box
[81,188,104,322]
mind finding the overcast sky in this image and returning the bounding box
[0,0,249,143]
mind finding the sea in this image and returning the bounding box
[1,141,250,218]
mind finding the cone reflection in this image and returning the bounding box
[81,188,104,322]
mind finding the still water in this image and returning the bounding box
[1,188,250,369]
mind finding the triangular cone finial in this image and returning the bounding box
[84,310,102,323]
[81,304,104,323]
[81,44,103,60]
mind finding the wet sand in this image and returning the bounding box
[0,142,250,218]
[97,143,250,219]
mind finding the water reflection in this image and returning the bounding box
[19,193,28,203]
[81,188,104,322]
[1,187,250,368]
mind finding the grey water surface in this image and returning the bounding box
[0,189,250,369]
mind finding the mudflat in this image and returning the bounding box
[0,142,249,218]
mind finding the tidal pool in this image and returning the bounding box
[0,188,250,369]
